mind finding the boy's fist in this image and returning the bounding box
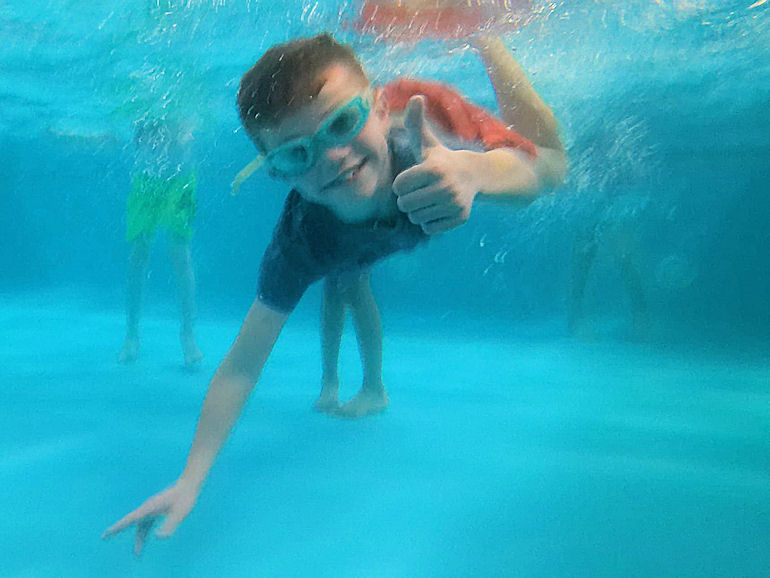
[393,95,478,235]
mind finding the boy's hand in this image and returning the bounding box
[392,95,480,235]
[102,479,200,556]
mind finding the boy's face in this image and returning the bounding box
[256,64,392,223]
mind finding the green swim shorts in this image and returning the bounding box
[126,172,197,242]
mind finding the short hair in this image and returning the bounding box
[237,33,368,150]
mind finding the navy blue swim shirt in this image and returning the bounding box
[257,127,428,313]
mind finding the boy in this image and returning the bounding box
[119,117,204,368]
[232,148,385,421]
[231,32,564,418]
[104,32,565,554]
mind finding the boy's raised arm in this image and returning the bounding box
[393,95,565,235]
[392,34,567,235]
[473,36,567,196]
[474,36,563,153]
[103,298,288,556]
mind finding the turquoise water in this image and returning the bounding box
[1,1,769,576]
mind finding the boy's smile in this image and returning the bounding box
[257,65,395,223]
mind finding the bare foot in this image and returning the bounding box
[118,336,140,364]
[336,387,389,419]
[314,380,340,414]
[181,333,203,369]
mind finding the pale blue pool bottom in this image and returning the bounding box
[1,292,768,577]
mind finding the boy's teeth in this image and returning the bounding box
[331,160,364,186]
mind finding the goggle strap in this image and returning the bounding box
[231,155,266,196]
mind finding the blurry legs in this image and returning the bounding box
[168,234,203,368]
[317,277,346,412]
[337,271,389,418]
[317,272,389,418]
[568,229,598,338]
[616,230,650,339]
[119,234,151,363]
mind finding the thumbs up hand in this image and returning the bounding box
[402,94,443,162]
[392,95,480,235]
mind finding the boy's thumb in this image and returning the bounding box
[404,95,440,161]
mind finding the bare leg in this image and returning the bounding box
[472,36,562,151]
[337,272,389,418]
[615,230,650,340]
[568,228,598,339]
[316,277,346,413]
[168,234,203,368]
[119,234,151,363]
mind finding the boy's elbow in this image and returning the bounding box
[551,150,568,186]
[536,147,567,191]
[222,299,289,382]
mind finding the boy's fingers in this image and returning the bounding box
[395,183,443,213]
[103,496,165,539]
[103,509,145,539]
[420,215,466,235]
[156,506,188,538]
[134,518,155,557]
[403,95,426,160]
[403,95,441,161]
[407,202,462,226]
[392,164,439,198]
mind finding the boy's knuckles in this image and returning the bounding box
[420,160,443,178]
[407,211,422,224]
[396,195,415,212]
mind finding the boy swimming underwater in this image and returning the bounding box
[229,29,565,419]
[104,6,565,552]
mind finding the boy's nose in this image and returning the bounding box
[323,144,352,162]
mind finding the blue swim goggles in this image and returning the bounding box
[260,93,372,177]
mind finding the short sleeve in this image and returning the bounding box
[256,192,324,313]
[382,78,538,158]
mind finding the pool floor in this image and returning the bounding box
[1,292,768,577]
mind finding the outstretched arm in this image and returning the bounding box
[103,298,288,555]
[474,35,566,198]
[180,299,287,487]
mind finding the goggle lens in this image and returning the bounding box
[265,94,370,176]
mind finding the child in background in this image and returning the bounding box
[568,195,650,340]
[105,4,566,552]
[119,117,203,368]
